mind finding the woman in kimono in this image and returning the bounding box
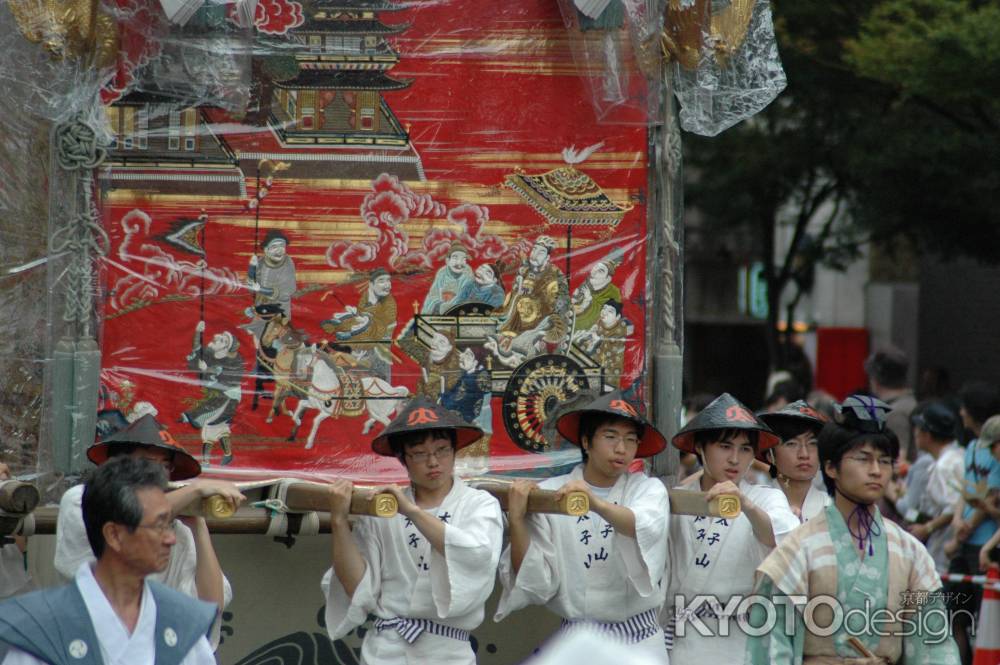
[495,390,670,661]
[746,395,961,664]
[322,397,503,665]
[661,393,799,664]
[758,400,831,523]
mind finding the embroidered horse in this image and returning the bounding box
[261,327,311,424]
[287,342,410,449]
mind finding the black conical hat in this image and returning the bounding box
[87,414,201,481]
[672,392,779,453]
[758,400,828,432]
[371,396,483,456]
[556,390,666,458]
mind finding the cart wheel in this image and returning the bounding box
[503,354,589,452]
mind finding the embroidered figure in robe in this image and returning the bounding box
[572,299,631,390]
[248,230,297,321]
[495,236,570,358]
[180,322,245,467]
[441,262,505,312]
[571,254,622,332]
[422,243,473,315]
[322,268,398,381]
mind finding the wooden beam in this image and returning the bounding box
[477,483,589,516]
[669,489,741,518]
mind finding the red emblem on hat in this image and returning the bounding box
[407,408,440,425]
[610,399,639,418]
[799,406,824,420]
[158,429,179,447]
[726,405,755,423]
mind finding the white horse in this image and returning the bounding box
[288,344,409,450]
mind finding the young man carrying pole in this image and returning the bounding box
[494,390,671,661]
[322,397,502,665]
[661,392,798,663]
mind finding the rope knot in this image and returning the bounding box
[55,120,107,171]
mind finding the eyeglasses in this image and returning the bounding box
[596,431,640,448]
[134,518,174,536]
[405,447,454,464]
[780,439,818,452]
[845,454,895,469]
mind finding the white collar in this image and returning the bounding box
[75,562,157,664]
[405,476,465,510]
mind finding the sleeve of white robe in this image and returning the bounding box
[752,487,799,550]
[54,486,92,581]
[613,477,669,597]
[429,492,503,618]
[204,575,233,650]
[321,517,382,640]
[494,514,559,621]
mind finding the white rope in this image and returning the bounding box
[253,479,322,537]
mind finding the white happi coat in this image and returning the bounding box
[495,466,670,661]
[2,563,215,665]
[768,478,831,523]
[322,478,502,665]
[662,481,798,664]
[53,485,232,646]
[799,483,832,523]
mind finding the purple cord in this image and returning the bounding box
[847,502,881,556]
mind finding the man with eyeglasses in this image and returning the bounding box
[0,456,217,664]
[494,391,670,661]
[746,395,960,664]
[322,396,502,665]
[758,401,830,523]
[54,414,244,648]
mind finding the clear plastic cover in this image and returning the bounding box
[554,0,667,125]
[2,0,663,486]
[668,0,786,136]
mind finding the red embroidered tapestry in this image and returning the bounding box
[97,0,652,482]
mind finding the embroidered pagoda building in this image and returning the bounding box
[101,88,246,197]
[241,0,424,181]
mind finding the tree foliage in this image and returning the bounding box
[682,0,1000,372]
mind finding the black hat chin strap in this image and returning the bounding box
[836,486,881,556]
